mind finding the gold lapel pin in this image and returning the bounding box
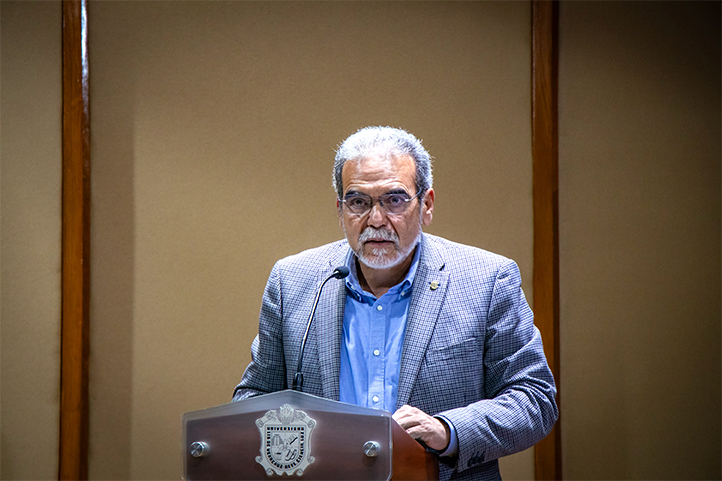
[430,280,440,290]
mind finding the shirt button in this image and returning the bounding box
[373,349,380,356]
[376,305,383,311]
[372,395,379,403]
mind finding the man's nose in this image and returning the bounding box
[366,201,388,227]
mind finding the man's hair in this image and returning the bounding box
[333,126,433,199]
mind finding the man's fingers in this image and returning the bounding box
[392,404,449,451]
[403,424,426,440]
[392,405,418,427]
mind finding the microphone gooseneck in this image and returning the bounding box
[292,266,349,392]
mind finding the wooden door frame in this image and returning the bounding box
[59,0,90,479]
[531,0,561,479]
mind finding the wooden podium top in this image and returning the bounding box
[183,390,438,480]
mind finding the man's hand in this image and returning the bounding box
[392,405,450,451]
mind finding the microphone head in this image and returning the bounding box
[333,266,350,279]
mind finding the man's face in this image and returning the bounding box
[338,154,434,270]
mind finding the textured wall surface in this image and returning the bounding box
[4,1,720,480]
[559,2,721,479]
[1,1,62,479]
[89,2,534,479]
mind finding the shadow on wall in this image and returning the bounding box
[88,50,136,480]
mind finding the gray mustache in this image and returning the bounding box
[359,228,398,244]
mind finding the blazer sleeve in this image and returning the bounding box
[439,260,558,472]
[232,262,288,400]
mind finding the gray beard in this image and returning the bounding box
[350,226,421,270]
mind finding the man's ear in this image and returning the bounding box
[337,199,344,228]
[421,188,435,226]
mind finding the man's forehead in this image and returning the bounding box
[342,153,415,172]
[341,154,416,188]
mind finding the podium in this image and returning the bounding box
[182,390,439,480]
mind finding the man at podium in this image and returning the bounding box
[233,126,558,480]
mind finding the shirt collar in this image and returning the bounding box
[344,242,421,301]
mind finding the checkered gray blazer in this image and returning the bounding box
[234,234,558,480]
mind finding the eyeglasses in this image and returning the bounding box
[340,190,423,216]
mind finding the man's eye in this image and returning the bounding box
[384,195,406,206]
[347,196,369,208]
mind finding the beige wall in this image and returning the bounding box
[89,1,534,479]
[2,1,720,480]
[0,1,62,479]
[559,1,721,479]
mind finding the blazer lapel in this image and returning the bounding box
[396,237,448,409]
[315,251,348,401]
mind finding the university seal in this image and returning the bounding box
[255,404,316,476]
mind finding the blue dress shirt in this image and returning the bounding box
[339,246,419,412]
[338,248,460,458]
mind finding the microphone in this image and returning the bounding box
[292,266,350,391]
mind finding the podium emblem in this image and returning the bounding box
[256,404,316,476]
